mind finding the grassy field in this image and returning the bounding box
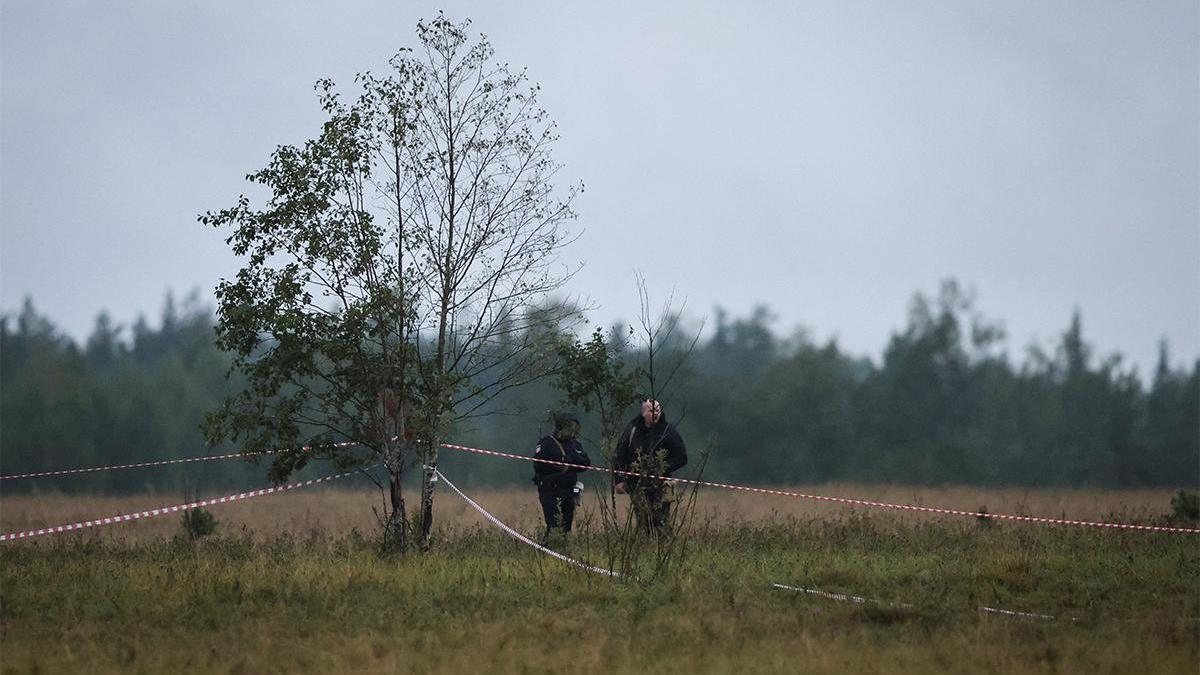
[1,484,1197,674]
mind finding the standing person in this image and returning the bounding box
[533,413,591,537]
[614,400,688,532]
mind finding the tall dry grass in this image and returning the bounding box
[0,480,1179,543]
[2,489,1196,675]
[3,476,1196,674]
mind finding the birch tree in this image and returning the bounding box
[201,14,579,551]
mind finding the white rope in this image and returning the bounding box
[980,606,1057,620]
[436,469,620,578]
[771,582,912,607]
[772,582,1071,620]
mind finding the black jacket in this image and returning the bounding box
[614,414,687,487]
[532,434,590,492]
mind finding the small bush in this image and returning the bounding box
[179,506,218,540]
[1170,490,1199,521]
[975,506,993,527]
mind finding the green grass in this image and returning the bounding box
[2,516,1197,674]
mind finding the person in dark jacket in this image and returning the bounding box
[533,413,591,537]
[614,399,687,532]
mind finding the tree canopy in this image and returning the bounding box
[198,14,581,549]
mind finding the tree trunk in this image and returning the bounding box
[386,466,407,553]
[418,443,439,550]
[378,391,408,553]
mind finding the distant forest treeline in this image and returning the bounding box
[2,283,1197,493]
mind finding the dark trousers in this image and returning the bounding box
[538,488,577,534]
[630,482,671,533]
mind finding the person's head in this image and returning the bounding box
[554,412,581,440]
[640,399,662,426]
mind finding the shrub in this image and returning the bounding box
[1170,490,1199,521]
[179,506,218,540]
[975,505,993,527]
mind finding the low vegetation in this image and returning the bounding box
[2,487,1196,674]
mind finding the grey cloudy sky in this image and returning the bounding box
[2,0,1197,375]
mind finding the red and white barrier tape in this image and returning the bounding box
[0,451,272,480]
[0,441,361,481]
[436,469,620,577]
[0,470,355,542]
[440,442,1200,535]
[772,582,1063,620]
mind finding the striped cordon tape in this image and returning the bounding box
[0,470,355,542]
[0,441,360,480]
[4,440,1195,538]
[1,450,274,480]
[439,443,1200,534]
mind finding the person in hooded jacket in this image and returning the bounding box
[533,413,591,536]
[614,399,687,532]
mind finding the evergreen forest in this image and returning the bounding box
[2,282,1196,493]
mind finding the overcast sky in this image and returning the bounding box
[2,1,1197,375]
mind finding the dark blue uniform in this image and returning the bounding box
[533,434,590,534]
